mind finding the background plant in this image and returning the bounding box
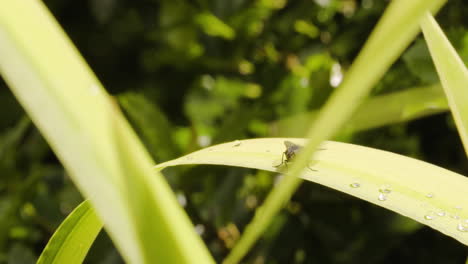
[0,0,467,263]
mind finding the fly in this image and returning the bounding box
[274,141,319,171]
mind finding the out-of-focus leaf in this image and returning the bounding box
[185,76,258,143]
[8,243,36,264]
[213,105,259,144]
[195,12,235,40]
[403,39,439,84]
[118,92,180,162]
[294,20,319,38]
[0,116,30,160]
[271,84,448,137]
[0,1,214,263]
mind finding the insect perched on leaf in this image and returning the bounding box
[274,141,318,171]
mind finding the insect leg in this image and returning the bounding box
[274,152,286,168]
[306,164,317,172]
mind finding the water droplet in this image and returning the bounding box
[195,224,205,235]
[89,84,100,95]
[455,205,463,210]
[379,185,392,194]
[266,150,271,153]
[197,135,211,147]
[176,193,187,207]
[450,214,460,220]
[424,214,435,220]
[425,192,434,198]
[186,156,193,161]
[456,223,468,232]
[233,140,242,147]
[378,193,387,201]
[436,211,446,217]
[349,183,360,188]
[329,63,343,87]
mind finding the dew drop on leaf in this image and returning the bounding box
[378,193,387,201]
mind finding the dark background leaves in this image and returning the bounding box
[0,0,467,263]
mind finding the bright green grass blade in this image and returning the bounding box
[421,13,468,156]
[155,138,468,246]
[272,84,448,137]
[110,112,213,263]
[37,200,101,264]
[225,1,447,262]
[0,1,214,263]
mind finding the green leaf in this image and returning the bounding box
[0,1,214,263]
[421,13,468,156]
[225,1,447,262]
[155,138,468,246]
[272,84,448,137]
[195,12,235,40]
[37,200,102,264]
[118,92,180,162]
[0,116,30,159]
[403,39,439,83]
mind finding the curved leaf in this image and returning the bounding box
[0,1,214,263]
[421,13,468,156]
[156,138,468,246]
[37,200,102,264]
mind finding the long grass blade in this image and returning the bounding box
[37,201,101,264]
[272,84,448,137]
[421,13,468,156]
[155,138,468,246]
[0,1,214,263]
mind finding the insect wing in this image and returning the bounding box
[284,141,301,152]
[283,141,302,159]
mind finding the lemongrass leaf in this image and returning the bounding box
[421,13,468,156]
[0,1,214,263]
[37,200,101,264]
[156,138,468,246]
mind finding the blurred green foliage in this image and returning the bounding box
[0,0,467,263]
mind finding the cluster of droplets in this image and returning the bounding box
[456,222,468,232]
[423,195,467,233]
[454,206,467,233]
[346,184,468,235]
[377,185,392,201]
[423,210,447,220]
[347,182,391,201]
